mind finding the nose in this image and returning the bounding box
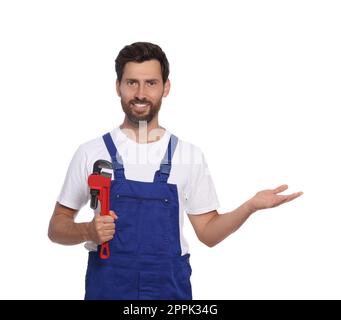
[135,84,146,100]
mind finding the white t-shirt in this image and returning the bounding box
[57,127,220,255]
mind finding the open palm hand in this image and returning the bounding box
[248,184,303,212]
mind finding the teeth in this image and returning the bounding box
[134,103,148,108]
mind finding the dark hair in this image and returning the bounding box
[115,42,170,84]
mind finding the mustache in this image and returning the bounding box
[130,98,152,105]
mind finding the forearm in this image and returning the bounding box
[201,200,256,247]
[48,215,91,245]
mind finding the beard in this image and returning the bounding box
[120,97,162,125]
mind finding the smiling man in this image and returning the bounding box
[119,59,167,124]
[48,42,303,300]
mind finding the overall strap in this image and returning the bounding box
[154,134,178,183]
[102,132,126,180]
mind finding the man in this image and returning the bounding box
[48,42,303,300]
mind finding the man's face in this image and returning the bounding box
[116,60,170,125]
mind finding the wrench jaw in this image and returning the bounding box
[93,160,113,174]
[89,160,113,210]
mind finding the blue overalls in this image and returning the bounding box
[85,132,192,300]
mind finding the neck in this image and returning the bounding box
[120,117,165,144]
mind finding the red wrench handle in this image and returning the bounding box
[100,185,110,259]
[100,242,110,259]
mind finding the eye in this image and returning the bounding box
[147,81,157,87]
[127,80,137,86]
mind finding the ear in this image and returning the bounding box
[116,79,121,97]
[162,79,171,97]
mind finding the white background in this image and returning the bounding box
[0,0,340,299]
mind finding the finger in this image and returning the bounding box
[103,230,116,239]
[95,213,113,220]
[274,192,303,207]
[99,236,114,244]
[101,215,114,223]
[102,223,115,230]
[272,184,288,194]
[272,195,290,207]
[110,210,119,220]
[102,229,115,236]
[282,192,304,204]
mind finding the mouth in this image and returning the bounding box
[130,102,150,112]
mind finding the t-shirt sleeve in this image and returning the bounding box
[184,149,220,215]
[57,144,90,210]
